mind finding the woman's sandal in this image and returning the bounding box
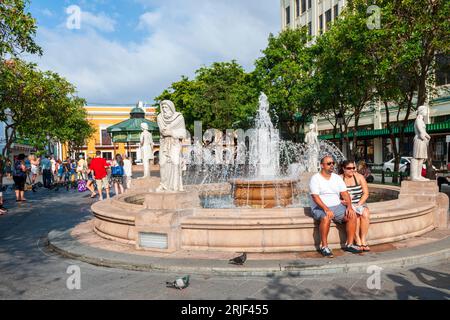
[361,244,371,252]
[90,193,97,199]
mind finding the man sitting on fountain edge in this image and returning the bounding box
[309,156,362,257]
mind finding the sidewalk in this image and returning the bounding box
[48,222,450,277]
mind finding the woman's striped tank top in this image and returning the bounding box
[346,175,363,204]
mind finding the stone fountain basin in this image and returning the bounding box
[91,180,448,253]
[230,178,296,208]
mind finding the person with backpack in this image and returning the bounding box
[111,154,125,196]
[13,154,27,202]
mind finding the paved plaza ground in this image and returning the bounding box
[0,173,449,300]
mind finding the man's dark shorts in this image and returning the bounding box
[311,204,347,224]
[13,175,26,191]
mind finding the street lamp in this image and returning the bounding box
[337,111,344,152]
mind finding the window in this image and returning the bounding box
[301,0,306,13]
[334,4,339,19]
[101,129,112,146]
[308,0,312,9]
[296,0,300,17]
[285,6,291,25]
[319,14,323,34]
[308,21,312,36]
[436,54,450,86]
[102,152,112,160]
[433,115,450,123]
[325,9,332,29]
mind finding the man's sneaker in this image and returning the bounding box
[320,246,334,258]
[343,244,363,254]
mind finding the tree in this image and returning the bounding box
[359,0,450,179]
[155,61,258,133]
[0,0,42,59]
[254,27,315,141]
[0,59,95,156]
[312,5,378,158]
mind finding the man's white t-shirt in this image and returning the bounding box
[309,172,347,208]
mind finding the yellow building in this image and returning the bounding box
[62,102,158,162]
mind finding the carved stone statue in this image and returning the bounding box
[410,105,431,181]
[304,123,320,173]
[140,122,154,178]
[156,100,186,192]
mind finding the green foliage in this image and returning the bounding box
[0,0,42,58]
[154,61,258,133]
[254,27,314,141]
[0,59,95,155]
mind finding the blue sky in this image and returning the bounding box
[26,0,280,104]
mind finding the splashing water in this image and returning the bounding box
[249,93,280,178]
[182,92,346,208]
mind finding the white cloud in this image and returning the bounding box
[32,0,279,104]
[41,9,54,17]
[80,10,116,32]
[137,12,161,30]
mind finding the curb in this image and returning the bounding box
[47,229,450,276]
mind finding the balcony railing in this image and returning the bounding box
[94,139,113,148]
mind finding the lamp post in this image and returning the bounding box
[46,134,51,155]
[337,111,344,153]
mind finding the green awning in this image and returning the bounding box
[319,120,450,140]
[106,106,159,143]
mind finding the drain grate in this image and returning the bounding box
[139,232,168,249]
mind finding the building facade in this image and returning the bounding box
[63,103,159,163]
[280,0,346,37]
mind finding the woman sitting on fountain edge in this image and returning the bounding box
[339,160,371,252]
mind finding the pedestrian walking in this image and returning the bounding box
[111,154,125,196]
[123,154,133,190]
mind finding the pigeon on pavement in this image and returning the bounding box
[166,275,190,289]
[229,252,247,265]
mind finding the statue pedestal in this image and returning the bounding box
[134,191,200,252]
[400,180,449,229]
[128,177,160,192]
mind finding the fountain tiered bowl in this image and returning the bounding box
[230,178,296,208]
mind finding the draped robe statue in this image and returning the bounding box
[140,122,154,178]
[156,100,186,192]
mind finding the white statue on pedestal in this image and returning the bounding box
[156,100,186,192]
[140,122,154,178]
[410,105,431,181]
[304,123,320,173]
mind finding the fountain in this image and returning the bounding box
[87,95,448,254]
[230,93,296,208]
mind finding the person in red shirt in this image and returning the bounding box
[89,151,110,200]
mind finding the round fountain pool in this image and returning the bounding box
[90,177,446,253]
